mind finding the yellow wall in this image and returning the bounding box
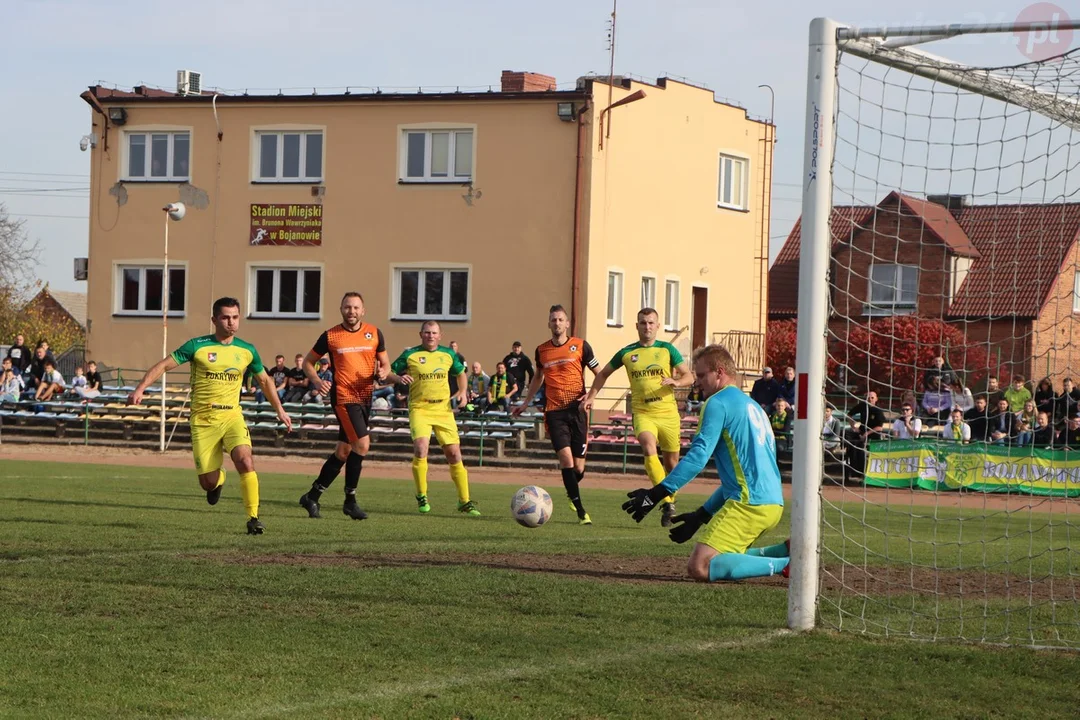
[85,97,580,373]
[579,79,772,407]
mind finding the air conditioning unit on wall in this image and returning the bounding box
[74,258,88,281]
[177,70,202,96]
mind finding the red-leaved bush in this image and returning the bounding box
[766,319,797,372]
[830,316,989,401]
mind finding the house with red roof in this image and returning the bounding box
[769,191,1080,383]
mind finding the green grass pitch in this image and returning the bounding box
[2,460,1078,718]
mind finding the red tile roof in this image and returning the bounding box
[768,205,874,317]
[769,193,1080,319]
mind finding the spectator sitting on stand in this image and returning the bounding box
[284,354,310,403]
[1033,411,1056,447]
[892,402,923,439]
[256,355,288,403]
[68,366,87,397]
[949,378,974,413]
[920,376,952,426]
[466,361,490,412]
[777,366,797,408]
[78,360,102,400]
[750,367,780,412]
[1058,412,1080,450]
[34,359,65,401]
[965,396,991,443]
[769,398,794,451]
[1,357,22,402]
[942,408,971,444]
[989,397,1018,445]
[1054,378,1080,423]
[1016,399,1037,447]
[985,376,1005,409]
[487,361,517,413]
[308,358,334,404]
[922,355,955,391]
[6,334,30,375]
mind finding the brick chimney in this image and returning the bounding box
[500,71,557,92]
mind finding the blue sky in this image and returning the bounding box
[0,0,1074,293]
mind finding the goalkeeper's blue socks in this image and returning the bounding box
[746,541,790,559]
[708,553,789,581]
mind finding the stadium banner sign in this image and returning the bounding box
[249,204,323,246]
[865,440,1080,497]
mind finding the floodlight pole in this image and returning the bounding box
[160,207,171,453]
[788,16,839,633]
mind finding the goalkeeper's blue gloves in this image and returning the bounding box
[622,484,671,523]
[667,506,714,544]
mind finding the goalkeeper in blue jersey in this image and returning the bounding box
[622,344,790,581]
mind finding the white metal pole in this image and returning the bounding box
[161,210,169,453]
[788,16,839,633]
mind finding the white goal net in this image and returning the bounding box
[788,18,1080,648]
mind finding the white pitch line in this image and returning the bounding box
[235,629,792,719]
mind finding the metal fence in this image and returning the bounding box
[711,330,765,375]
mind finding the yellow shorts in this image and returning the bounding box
[633,409,683,454]
[190,412,251,475]
[410,409,461,447]
[698,500,784,554]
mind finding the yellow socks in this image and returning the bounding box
[449,462,470,503]
[643,454,673,504]
[239,471,259,519]
[412,457,429,496]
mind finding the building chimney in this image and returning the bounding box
[501,71,557,92]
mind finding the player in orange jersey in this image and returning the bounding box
[512,304,600,524]
[298,292,389,520]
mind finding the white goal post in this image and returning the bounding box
[789,16,1080,636]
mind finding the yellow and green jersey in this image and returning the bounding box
[608,340,685,414]
[171,335,264,419]
[390,345,466,411]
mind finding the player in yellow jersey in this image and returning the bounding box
[582,307,694,527]
[128,297,293,535]
[385,320,479,516]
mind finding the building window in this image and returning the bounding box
[1074,271,1080,313]
[607,271,624,326]
[866,264,918,315]
[640,276,656,309]
[717,153,748,210]
[256,131,323,182]
[401,129,473,182]
[665,280,680,330]
[125,132,190,181]
[250,267,322,318]
[116,265,186,316]
[393,267,469,320]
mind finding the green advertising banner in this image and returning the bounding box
[865,440,1080,497]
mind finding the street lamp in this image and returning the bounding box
[159,202,185,452]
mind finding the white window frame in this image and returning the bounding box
[1073,271,1080,313]
[664,278,681,331]
[640,275,657,310]
[250,128,325,183]
[113,261,188,317]
[607,270,625,326]
[717,152,749,211]
[866,263,919,316]
[398,124,476,183]
[121,129,191,182]
[247,263,324,319]
[390,264,472,321]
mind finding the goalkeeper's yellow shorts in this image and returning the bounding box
[633,408,683,454]
[699,501,783,554]
[190,412,250,474]
[409,409,461,446]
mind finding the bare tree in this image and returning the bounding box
[0,204,43,342]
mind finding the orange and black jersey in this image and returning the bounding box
[535,337,598,412]
[311,322,386,406]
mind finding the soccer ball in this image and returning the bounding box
[510,485,553,528]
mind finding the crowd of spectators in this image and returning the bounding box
[3,334,103,405]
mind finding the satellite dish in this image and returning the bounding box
[164,202,186,221]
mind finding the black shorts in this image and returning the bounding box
[545,404,589,458]
[333,403,370,444]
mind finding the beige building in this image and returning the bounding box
[80,70,772,402]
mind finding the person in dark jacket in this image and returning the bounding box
[964,396,991,443]
[750,367,780,411]
[1033,377,1056,415]
[777,366,797,408]
[988,398,1017,445]
[843,390,886,482]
